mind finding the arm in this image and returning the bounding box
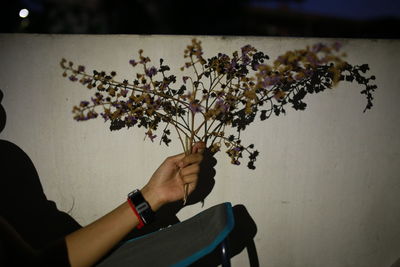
[65,143,205,267]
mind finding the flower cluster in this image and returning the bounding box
[61,39,376,169]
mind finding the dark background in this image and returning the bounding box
[1,0,400,38]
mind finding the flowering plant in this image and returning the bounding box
[61,39,376,170]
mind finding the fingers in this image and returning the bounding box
[165,152,185,166]
[180,172,198,185]
[168,142,205,168]
[192,142,206,154]
[186,178,198,194]
[178,152,203,168]
[179,173,198,195]
[180,163,200,178]
[179,145,204,196]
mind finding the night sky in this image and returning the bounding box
[253,0,400,20]
[2,0,400,37]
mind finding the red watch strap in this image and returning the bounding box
[127,198,145,229]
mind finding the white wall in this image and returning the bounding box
[1,34,399,267]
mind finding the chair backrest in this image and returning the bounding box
[97,202,234,267]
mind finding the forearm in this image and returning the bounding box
[65,202,137,267]
[65,188,164,267]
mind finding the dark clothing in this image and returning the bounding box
[0,216,71,266]
[0,140,82,266]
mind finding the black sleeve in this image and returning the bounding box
[0,140,81,249]
[0,216,71,267]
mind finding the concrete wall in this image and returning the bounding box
[1,34,399,267]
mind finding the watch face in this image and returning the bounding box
[128,189,139,198]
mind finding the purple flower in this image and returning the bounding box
[125,115,137,126]
[215,98,229,112]
[232,159,241,165]
[233,146,242,152]
[332,41,342,51]
[86,111,98,119]
[111,102,120,108]
[145,66,157,78]
[81,78,92,85]
[120,89,128,97]
[263,76,280,86]
[129,59,137,66]
[80,101,90,107]
[69,75,78,82]
[241,44,253,55]
[141,84,150,92]
[91,97,98,104]
[100,112,109,122]
[241,45,254,64]
[230,59,237,69]
[242,55,251,65]
[189,103,203,113]
[146,131,157,142]
[312,43,326,53]
[306,54,319,66]
[74,114,85,121]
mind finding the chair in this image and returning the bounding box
[97,202,235,267]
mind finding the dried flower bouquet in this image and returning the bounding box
[61,39,376,171]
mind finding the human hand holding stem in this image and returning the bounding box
[183,136,194,205]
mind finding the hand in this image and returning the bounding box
[141,142,205,211]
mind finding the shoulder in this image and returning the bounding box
[0,139,31,164]
[0,139,25,154]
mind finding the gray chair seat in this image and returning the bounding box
[97,202,234,267]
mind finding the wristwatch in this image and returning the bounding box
[127,189,155,226]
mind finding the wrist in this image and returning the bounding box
[140,185,164,212]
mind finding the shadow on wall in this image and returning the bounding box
[391,257,400,267]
